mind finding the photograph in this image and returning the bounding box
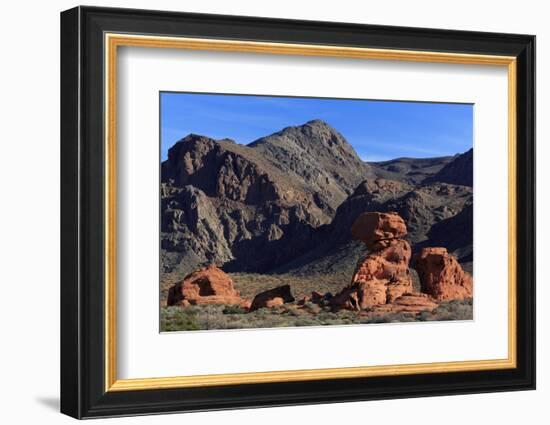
[57,4,536,419]
[159,93,474,332]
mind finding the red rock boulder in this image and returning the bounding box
[331,280,387,311]
[352,239,413,298]
[167,264,244,306]
[351,212,407,249]
[332,238,414,311]
[249,285,295,312]
[414,247,473,301]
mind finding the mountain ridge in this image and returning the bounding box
[160,120,473,283]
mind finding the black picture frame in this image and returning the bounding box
[60,5,535,419]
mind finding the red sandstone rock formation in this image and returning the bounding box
[414,247,473,301]
[332,212,413,311]
[331,280,387,311]
[249,285,295,311]
[369,293,438,314]
[351,211,407,249]
[166,264,246,307]
[352,238,413,302]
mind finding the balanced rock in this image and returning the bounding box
[351,211,407,249]
[333,212,413,311]
[352,239,413,301]
[249,285,295,312]
[166,264,244,306]
[414,247,473,301]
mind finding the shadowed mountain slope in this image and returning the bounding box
[274,178,472,278]
[423,148,473,186]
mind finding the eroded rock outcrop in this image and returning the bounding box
[249,285,295,311]
[369,293,438,314]
[332,212,413,311]
[414,247,473,301]
[350,211,408,248]
[167,264,246,307]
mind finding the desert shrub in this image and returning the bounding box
[387,313,415,323]
[417,311,433,321]
[284,308,302,317]
[160,307,201,331]
[316,311,338,322]
[357,312,415,324]
[194,309,232,330]
[160,297,474,332]
[251,307,271,316]
[370,316,391,324]
[222,305,247,315]
[430,299,473,322]
[294,318,322,327]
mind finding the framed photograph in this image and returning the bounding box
[60,6,535,419]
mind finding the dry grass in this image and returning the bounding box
[160,299,473,332]
[229,271,350,299]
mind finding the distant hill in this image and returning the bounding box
[423,148,473,187]
[369,156,454,185]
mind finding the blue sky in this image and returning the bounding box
[160,92,473,162]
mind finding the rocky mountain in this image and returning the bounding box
[161,134,324,276]
[162,121,375,276]
[161,120,473,281]
[248,119,375,214]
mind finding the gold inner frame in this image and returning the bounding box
[104,33,518,392]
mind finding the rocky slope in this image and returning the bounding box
[162,121,375,276]
[275,178,472,279]
[249,119,375,214]
[423,148,473,186]
[161,120,473,283]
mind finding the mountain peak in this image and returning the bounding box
[167,134,218,162]
[249,119,342,148]
[182,133,210,141]
[304,119,332,127]
[172,133,216,146]
[286,119,338,135]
